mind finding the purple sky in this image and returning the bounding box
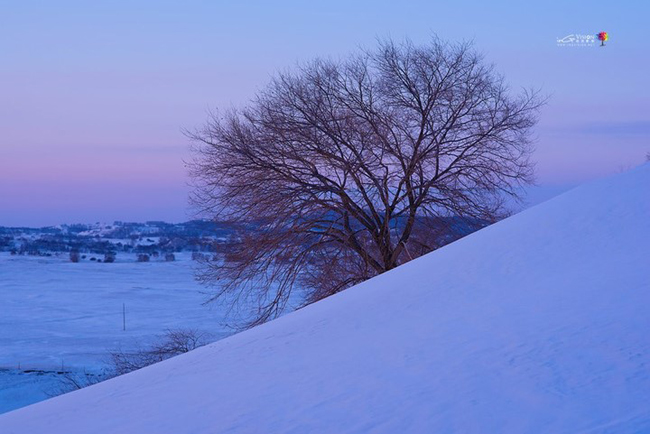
[1,1,648,227]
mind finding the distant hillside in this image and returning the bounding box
[0,220,238,257]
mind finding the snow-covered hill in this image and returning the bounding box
[1,164,649,434]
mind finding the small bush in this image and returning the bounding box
[137,254,150,262]
[111,329,208,375]
[191,252,206,261]
[164,253,175,262]
[69,251,80,263]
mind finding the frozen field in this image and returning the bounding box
[0,252,226,413]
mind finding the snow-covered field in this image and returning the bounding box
[1,165,647,432]
[0,253,227,413]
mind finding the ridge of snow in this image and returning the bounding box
[1,164,649,434]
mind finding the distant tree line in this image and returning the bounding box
[0,220,235,257]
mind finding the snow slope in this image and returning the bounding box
[1,165,649,433]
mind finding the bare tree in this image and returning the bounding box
[189,37,543,327]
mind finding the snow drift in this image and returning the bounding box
[1,164,649,434]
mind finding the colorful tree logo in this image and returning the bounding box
[597,31,609,46]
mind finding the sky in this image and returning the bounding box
[1,0,648,227]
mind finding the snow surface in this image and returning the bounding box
[0,370,63,415]
[1,164,649,433]
[0,253,227,413]
[0,252,226,369]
